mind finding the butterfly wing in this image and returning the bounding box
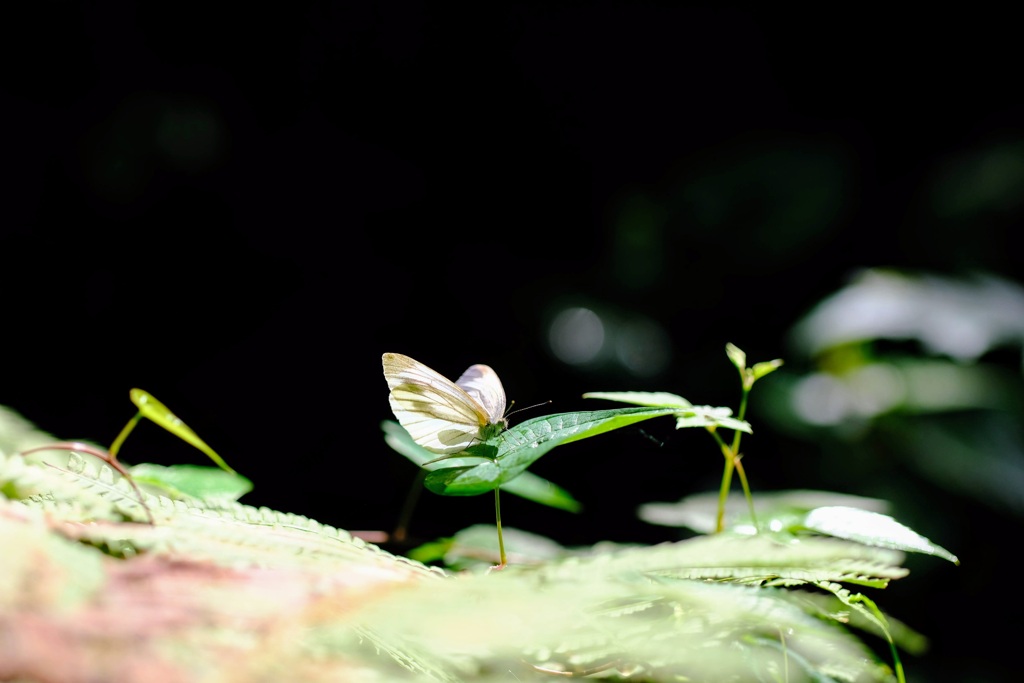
[382,353,493,454]
[455,364,507,426]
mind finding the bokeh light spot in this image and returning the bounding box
[548,307,605,365]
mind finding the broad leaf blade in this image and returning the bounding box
[798,506,960,564]
[425,407,678,496]
[639,489,890,534]
[381,421,581,512]
[130,463,253,501]
[583,392,751,433]
[500,471,582,513]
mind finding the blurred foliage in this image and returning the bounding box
[2,366,957,682]
[756,268,1024,517]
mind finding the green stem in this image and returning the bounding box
[711,429,735,533]
[730,385,751,454]
[733,456,758,530]
[711,384,760,532]
[493,488,507,569]
[733,384,759,528]
[779,626,789,683]
[711,422,758,532]
[109,412,142,460]
[850,594,906,683]
[392,470,427,543]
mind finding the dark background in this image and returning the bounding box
[4,5,1022,681]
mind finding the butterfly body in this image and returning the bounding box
[382,352,508,454]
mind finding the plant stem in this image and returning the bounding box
[712,430,735,533]
[711,422,758,532]
[732,383,759,528]
[392,470,427,543]
[730,384,751,453]
[108,412,142,460]
[493,488,507,569]
[733,456,758,528]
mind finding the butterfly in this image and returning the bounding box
[382,352,508,454]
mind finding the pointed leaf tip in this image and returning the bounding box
[726,343,746,371]
[802,506,960,564]
[751,358,784,380]
[129,388,239,475]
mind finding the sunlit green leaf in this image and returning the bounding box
[500,472,582,513]
[423,463,501,497]
[798,506,960,564]
[130,463,253,501]
[129,389,238,474]
[675,405,752,433]
[406,537,454,564]
[583,393,749,433]
[381,421,582,512]
[424,407,677,496]
[639,489,890,534]
[582,391,691,409]
[751,358,784,380]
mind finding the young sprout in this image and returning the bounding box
[715,343,783,532]
[584,344,782,534]
[111,389,238,474]
[19,388,244,526]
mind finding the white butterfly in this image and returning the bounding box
[382,352,508,454]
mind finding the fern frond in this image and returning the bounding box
[42,452,153,523]
[2,416,922,682]
[137,500,446,577]
[349,570,898,682]
[1,450,128,522]
[4,448,444,579]
[349,625,471,682]
[538,533,907,587]
[1,448,73,500]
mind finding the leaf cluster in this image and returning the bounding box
[0,346,960,682]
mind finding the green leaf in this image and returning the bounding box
[582,391,692,409]
[441,524,567,569]
[129,389,238,475]
[796,589,928,657]
[406,537,454,564]
[425,463,501,496]
[424,407,678,496]
[726,342,747,371]
[500,471,582,513]
[639,489,890,534]
[583,392,749,433]
[751,358,784,380]
[797,506,960,564]
[674,405,752,433]
[130,463,253,501]
[381,421,582,512]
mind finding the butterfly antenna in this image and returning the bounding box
[505,399,552,419]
